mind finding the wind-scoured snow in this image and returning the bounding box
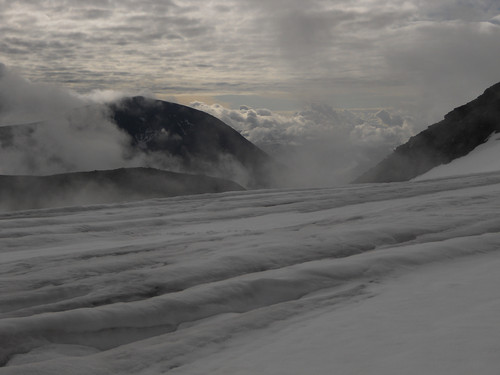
[415,132,500,181]
[1,172,500,374]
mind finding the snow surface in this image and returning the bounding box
[1,172,500,374]
[414,132,500,181]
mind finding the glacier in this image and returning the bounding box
[1,171,500,374]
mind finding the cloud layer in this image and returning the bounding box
[1,0,499,115]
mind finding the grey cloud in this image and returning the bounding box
[421,0,500,21]
[178,25,213,38]
[279,9,353,42]
[69,8,113,20]
[258,2,411,58]
[0,42,29,55]
[490,15,500,25]
[385,20,500,123]
[108,0,178,11]
[376,110,403,127]
[0,65,82,124]
[4,37,70,51]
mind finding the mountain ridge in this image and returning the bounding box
[0,167,244,211]
[353,81,500,183]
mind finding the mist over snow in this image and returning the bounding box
[191,102,416,186]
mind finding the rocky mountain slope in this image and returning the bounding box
[353,82,500,183]
[109,97,283,188]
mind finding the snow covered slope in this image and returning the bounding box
[1,172,500,374]
[414,132,500,181]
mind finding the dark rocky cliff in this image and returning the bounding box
[353,82,500,183]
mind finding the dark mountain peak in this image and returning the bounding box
[443,81,500,122]
[109,96,284,188]
[353,81,500,183]
[481,80,500,98]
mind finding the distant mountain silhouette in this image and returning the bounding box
[109,97,283,188]
[0,167,244,211]
[353,82,500,183]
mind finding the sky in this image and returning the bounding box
[1,0,500,118]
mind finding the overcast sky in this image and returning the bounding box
[1,0,500,117]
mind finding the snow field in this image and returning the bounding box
[1,172,500,373]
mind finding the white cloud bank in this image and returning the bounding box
[191,102,415,185]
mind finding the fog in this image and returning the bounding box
[0,63,420,189]
[191,102,416,186]
[0,64,138,176]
